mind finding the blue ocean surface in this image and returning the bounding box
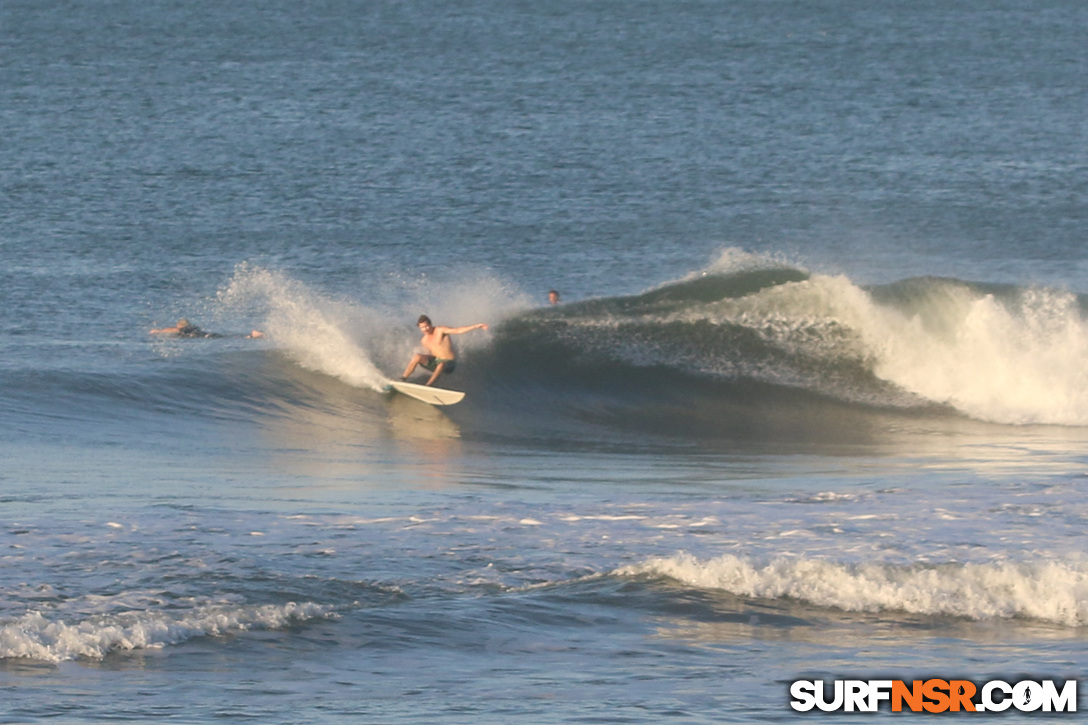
[2,0,1087,722]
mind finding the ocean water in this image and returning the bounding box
[2,0,1087,722]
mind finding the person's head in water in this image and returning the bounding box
[548,290,560,305]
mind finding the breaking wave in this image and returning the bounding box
[487,249,1088,426]
[0,602,338,663]
[13,251,1087,442]
[617,553,1088,626]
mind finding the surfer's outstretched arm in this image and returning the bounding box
[437,323,489,335]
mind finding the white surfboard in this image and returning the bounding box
[384,380,465,406]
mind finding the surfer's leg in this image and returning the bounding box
[402,353,430,380]
[425,361,446,387]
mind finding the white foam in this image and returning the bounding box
[686,264,1088,425]
[865,286,1088,426]
[0,602,337,663]
[618,553,1088,626]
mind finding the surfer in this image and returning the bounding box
[150,318,214,337]
[150,319,264,338]
[401,314,489,386]
[548,289,560,305]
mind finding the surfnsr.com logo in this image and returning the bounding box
[790,679,1078,713]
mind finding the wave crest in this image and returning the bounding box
[617,553,1088,626]
[0,602,338,663]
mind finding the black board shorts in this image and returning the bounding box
[421,357,456,374]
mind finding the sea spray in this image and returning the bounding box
[216,263,530,390]
[217,264,391,389]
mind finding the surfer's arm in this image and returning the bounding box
[437,323,489,335]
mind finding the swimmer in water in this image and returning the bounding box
[150,319,263,338]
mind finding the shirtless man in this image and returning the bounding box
[401,314,489,386]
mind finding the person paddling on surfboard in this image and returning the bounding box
[401,314,489,386]
[150,318,264,339]
[150,318,215,338]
